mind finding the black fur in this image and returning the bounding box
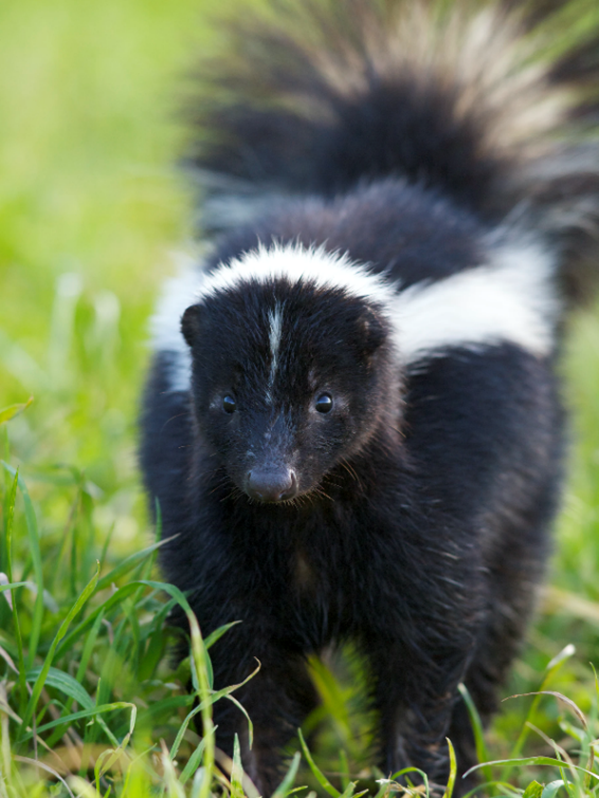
[141,0,599,793]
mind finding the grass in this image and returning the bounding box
[2,0,599,795]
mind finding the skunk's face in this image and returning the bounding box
[182,281,395,502]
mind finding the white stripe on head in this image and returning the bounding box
[150,244,394,392]
[267,301,284,402]
[393,238,559,363]
[195,242,395,306]
[151,238,559,393]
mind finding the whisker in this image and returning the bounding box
[339,459,360,483]
[313,486,333,502]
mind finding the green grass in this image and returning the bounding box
[2,0,599,795]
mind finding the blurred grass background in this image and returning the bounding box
[2,0,599,794]
[0,0,207,558]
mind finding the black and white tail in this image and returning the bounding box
[184,0,599,301]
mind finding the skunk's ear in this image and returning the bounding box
[518,150,599,305]
[359,307,388,356]
[181,304,202,347]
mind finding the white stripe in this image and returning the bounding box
[150,243,396,392]
[393,239,559,362]
[267,302,284,401]
[151,239,559,392]
[149,253,201,391]
[195,242,395,306]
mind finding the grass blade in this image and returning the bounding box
[188,611,214,798]
[180,734,209,785]
[18,561,100,741]
[465,756,599,782]
[443,738,457,798]
[25,666,94,709]
[231,734,245,798]
[541,780,566,798]
[2,464,45,670]
[298,727,341,798]
[95,537,176,592]
[204,621,242,650]
[458,683,493,786]
[55,582,156,659]
[19,702,132,742]
[503,645,576,781]
[2,469,28,713]
[272,751,302,798]
[0,398,33,426]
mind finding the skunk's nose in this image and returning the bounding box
[246,467,297,502]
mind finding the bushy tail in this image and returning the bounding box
[185,0,599,300]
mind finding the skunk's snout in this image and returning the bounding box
[246,467,298,503]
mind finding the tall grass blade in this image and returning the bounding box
[2,464,44,670]
[2,469,27,713]
[188,611,215,798]
[272,752,303,798]
[76,608,105,685]
[136,580,218,798]
[180,735,209,785]
[298,728,341,798]
[226,694,254,748]
[18,562,100,741]
[443,738,457,798]
[457,683,493,785]
[231,734,245,798]
[95,537,175,592]
[169,662,260,753]
[0,683,12,790]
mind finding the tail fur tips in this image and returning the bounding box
[185,0,599,300]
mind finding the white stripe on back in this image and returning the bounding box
[392,240,559,363]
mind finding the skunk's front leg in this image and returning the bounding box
[365,633,476,793]
[358,545,483,794]
[209,632,319,797]
[365,635,466,779]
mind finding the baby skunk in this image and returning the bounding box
[140,0,599,793]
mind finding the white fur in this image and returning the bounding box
[196,242,396,306]
[392,239,560,364]
[267,302,284,401]
[152,240,559,392]
[149,253,200,391]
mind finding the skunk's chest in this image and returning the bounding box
[228,499,398,643]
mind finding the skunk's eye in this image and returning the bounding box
[315,393,333,413]
[223,395,236,414]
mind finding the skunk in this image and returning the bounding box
[140,0,599,793]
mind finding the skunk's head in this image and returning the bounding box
[180,245,399,503]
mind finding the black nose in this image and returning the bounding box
[246,467,298,502]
